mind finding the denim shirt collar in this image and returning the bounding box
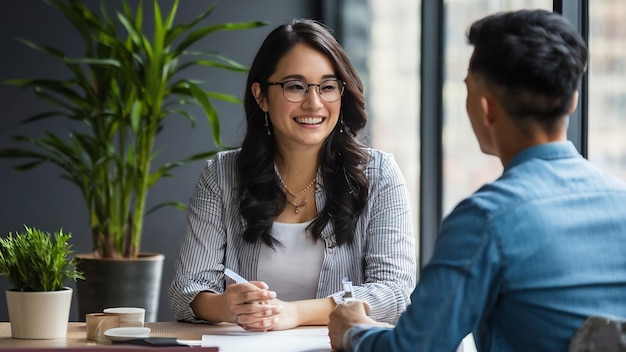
[504,141,581,172]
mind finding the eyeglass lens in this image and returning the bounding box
[282,80,344,102]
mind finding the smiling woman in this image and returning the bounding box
[254,42,343,150]
[169,18,416,332]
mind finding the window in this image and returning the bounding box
[442,0,552,216]
[365,0,421,257]
[588,0,626,179]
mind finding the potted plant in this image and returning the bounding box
[0,226,84,339]
[0,0,265,320]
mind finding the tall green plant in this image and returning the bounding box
[0,226,84,292]
[0,0,266,258]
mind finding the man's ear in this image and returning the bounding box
[251,82,267,111]
[481,92,503,126]
[480,94,495,125]
[568,90,579,115]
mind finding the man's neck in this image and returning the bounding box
[496,118,568,166]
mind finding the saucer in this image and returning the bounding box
[103,327,151,341]
[103,307,145,315]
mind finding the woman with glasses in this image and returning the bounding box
[170,19,416,331]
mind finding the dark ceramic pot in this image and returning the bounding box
[75,253,164,322]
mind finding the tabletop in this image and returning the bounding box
[0,322,332,351]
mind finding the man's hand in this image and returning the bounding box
[328,301,377,350]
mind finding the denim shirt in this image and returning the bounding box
[349,141,626,352]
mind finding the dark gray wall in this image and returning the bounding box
[0,0,318,322]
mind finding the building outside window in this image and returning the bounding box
[588,0,626,179]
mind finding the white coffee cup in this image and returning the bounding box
[103,307,145,327]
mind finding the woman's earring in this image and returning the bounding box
[339,112,344,134]
[264,112,271,135]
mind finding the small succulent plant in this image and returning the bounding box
[0,226,84,291]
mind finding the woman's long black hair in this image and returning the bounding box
[237,19,369,248]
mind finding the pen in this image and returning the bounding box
[224,268,249,284]
[341,277,355,303]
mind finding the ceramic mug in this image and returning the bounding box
[103,307,145,327]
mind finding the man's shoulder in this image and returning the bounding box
[461,154,626,219]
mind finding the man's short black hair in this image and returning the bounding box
[467,9,588,125]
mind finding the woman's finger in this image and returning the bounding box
[237,315,280,331]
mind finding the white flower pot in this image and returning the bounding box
[6,287,72,339]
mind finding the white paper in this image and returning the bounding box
[201,326,330,351]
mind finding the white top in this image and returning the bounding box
[257,220,325,301]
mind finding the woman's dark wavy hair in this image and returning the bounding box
[237,19,369,249]
[467,10,588,132]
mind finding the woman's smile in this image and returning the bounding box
[294,116,324,125]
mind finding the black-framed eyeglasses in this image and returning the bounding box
[264,79,346,103]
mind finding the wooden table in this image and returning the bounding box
[0,322,332,351]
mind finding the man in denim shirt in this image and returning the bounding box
[328,9,626,352]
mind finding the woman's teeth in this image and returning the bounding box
[295,117,323,124]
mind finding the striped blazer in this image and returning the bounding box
[169,148,416,324]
